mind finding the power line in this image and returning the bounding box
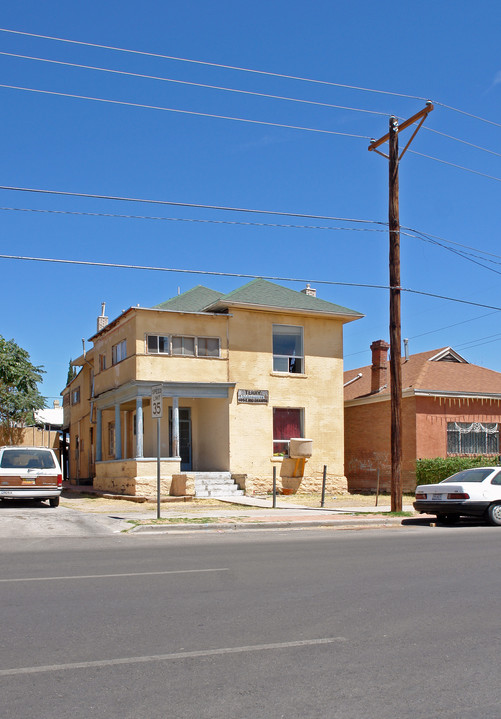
[0,27,428,102]
[0,51,391,118]
[344,310,500,359]
[2,28,500,130]
[433,101,501,130]
[422,126,501,160]
[0,206,391,234]
[409,149,501,183]
[4,84,500,186]
[0,184,386,224]
[1,252,501,311]
[5,53,501,162]
[0,83,372,139]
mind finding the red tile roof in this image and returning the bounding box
[344,347,501,401]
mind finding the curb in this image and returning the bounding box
[127,516,405,533]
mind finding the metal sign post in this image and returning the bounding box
[151,384,163,519]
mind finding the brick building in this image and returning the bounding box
[344,342,501,492]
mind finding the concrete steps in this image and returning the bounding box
[193,472,244,498]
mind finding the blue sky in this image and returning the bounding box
[1,0,501,401]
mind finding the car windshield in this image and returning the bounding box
[0,449,56,470]
[441,468,495,484]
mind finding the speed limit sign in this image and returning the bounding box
[151,385,163,419]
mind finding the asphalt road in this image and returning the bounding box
[1,526,500,719]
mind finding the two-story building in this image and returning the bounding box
[62,279,362,496]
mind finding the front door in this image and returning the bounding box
[169,407,192,471]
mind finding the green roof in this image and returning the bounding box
[154,286,223,312]
[204,279,362,318]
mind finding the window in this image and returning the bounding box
[108,422,115,457]
[172,336,195,356]
[71,387,80,405]
[112,340,127,365]
[273,408,303,455]
[197,337,220,357]
[147,335,170,354]
[273,325,304,374]
[99,354,107,371]
[447,422,499,455]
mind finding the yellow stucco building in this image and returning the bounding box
[62,279,362,496]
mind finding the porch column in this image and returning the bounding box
[123,411,128,459]
[136,397,144,458]
[96,409,102,461]
[172,396,180,458]
[115,403,122,460]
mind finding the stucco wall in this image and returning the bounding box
[227,308,347,492]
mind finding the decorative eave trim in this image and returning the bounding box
[429,347,468,363]
[206,299,363,323]
[412,388,501,400]
[345,387,501,407]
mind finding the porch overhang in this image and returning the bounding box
[94,380,235,410]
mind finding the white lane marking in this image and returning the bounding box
[0,568,229,583]
[0,637,346,677]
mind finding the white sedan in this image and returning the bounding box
[414,467,501,525]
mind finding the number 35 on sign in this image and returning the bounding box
[151,385,163,419]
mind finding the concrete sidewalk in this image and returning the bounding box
[62,483,421,533]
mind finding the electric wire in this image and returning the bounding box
[0,27,429,102]
[0,185,386,224]
[408,149,501,183]
[0,206,391,234]
[1,252,501,311]
[5,53,501,165]
[0,51,391,118]
[4,52,501,161]
[0,84,371,139]
[2,28,500,130]
[422,126,501,160]
[3,83,500,184]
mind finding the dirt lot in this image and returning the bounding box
[60,490,415,514]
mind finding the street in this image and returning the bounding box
[1,524,501,718]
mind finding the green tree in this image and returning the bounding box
[0,336,46,445]
[66,358,77,386]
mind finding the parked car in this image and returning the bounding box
[414,466,501,525]
[0,446,62,507]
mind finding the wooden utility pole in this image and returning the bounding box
[369,102,433,512]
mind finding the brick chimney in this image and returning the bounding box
[370,340,390,393]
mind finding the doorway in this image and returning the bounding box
[169,407,192,471]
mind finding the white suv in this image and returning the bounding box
[0,446,63,507]
[414,466,501,525]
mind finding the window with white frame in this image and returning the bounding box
[71,387,80,405]
[99,354,107,371]
[447,422,499,455]
[112,340,127,365]
[147,335,170,354]
[272,325,304,374]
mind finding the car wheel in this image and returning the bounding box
[487,503,501,526]
[49,497,60,508]
[436,513,459,525]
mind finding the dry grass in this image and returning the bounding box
[60,490,415,514]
